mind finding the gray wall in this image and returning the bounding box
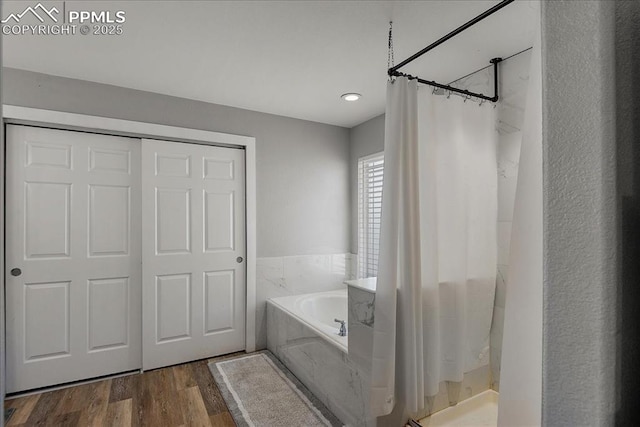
[349,114,385,253]
[2,67,351,258]
[541,1,617,424]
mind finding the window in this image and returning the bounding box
[357,153,384,278]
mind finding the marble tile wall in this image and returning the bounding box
[454,51,531,391]
[492,130,523,391]
[256,253,357,349]
[493,53,530,392]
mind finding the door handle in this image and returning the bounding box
[10,268,21,277]
[236,257,243,263]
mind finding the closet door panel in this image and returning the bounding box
[5,125,142,393]
[142,139,246,370]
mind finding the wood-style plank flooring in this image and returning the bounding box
[4,355,241,427]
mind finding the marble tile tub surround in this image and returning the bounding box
[267,300,375,427]
[255,253,357,349]
[348,286,375,373]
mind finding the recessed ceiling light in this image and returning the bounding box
[341,93,361,102]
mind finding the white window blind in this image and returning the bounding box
[358,153,384,278]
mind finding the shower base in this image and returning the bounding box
[416,390,499,426]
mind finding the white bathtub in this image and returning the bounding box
[267,289,348,352]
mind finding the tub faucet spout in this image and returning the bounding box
[334,318,347,336]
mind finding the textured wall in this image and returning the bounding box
[2,68,351,258]
[541,1,617,424]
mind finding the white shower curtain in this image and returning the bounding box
[371,77,498,417]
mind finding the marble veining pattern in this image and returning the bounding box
[349,294,375,327]
[267,301,375,427]
[347,286,376,374]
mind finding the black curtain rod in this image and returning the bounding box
[388,0,515,74]
[391,58,502,103]
[388,0,516,102]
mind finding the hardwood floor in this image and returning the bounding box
[4,355,241,427]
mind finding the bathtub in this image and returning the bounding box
[267,288,373,426]
[267,289,348,352]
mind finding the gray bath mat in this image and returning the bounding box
[209,351,342,427]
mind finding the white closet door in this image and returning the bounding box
[5,125,142,393]
[141,139,246,370]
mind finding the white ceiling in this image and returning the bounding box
[3,1,537,128]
